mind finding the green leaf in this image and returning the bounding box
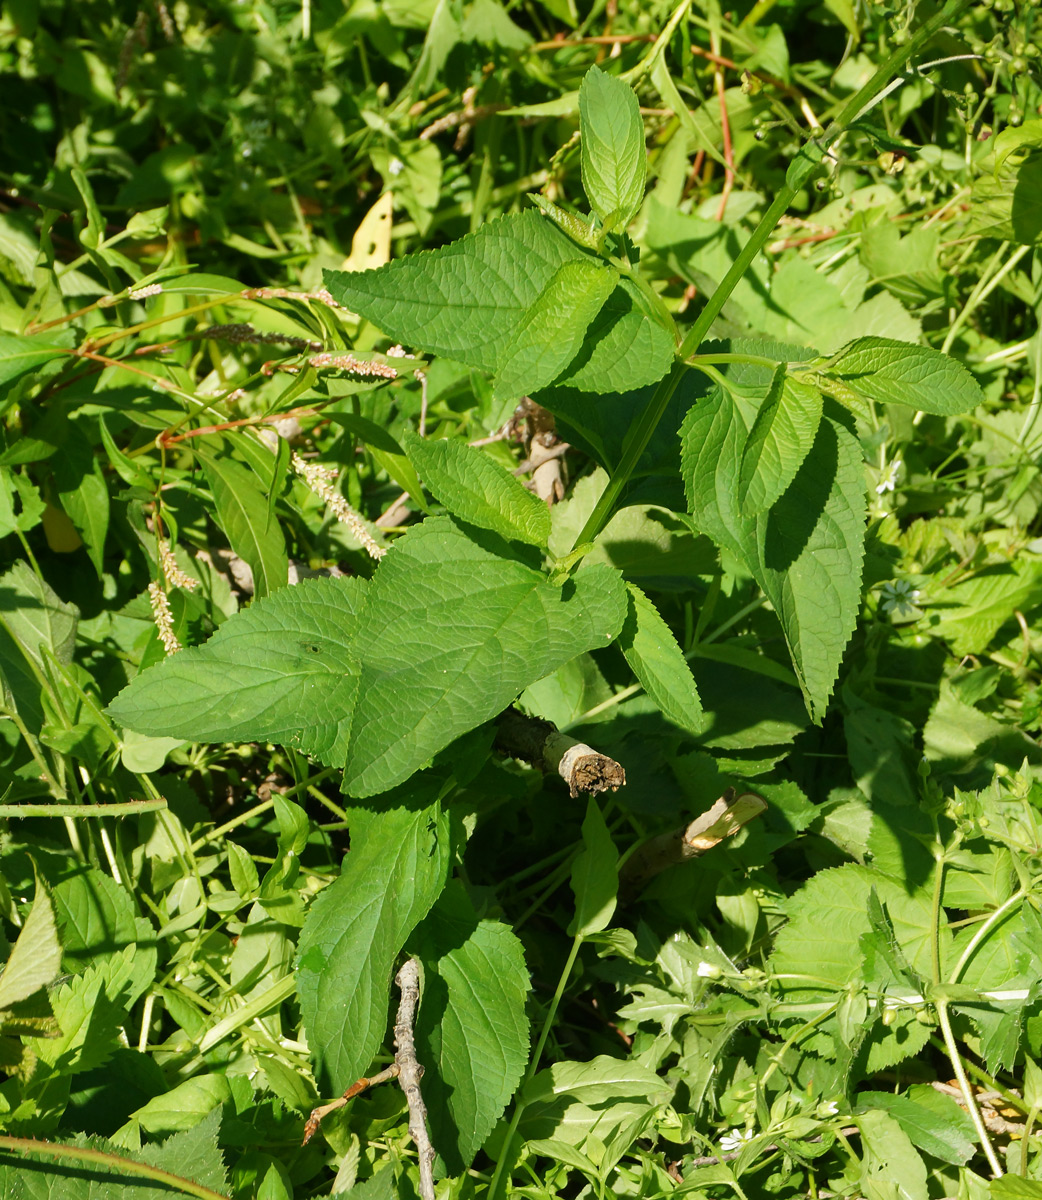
[617,582,703,734]
[494,259,618,399]
[856,1109,929,1200]
[341,517,628,796]
[130,1073,232,1135]
[569,799,618,937]
[992,1178,1042,1200]
[413,884,530,1173]
[578,66,647,228]
[859,1087,976,1165]
[0,870,62,1009]
[53,441,109,578]
[327,412,427,511]
[324,211,672,395]
[296,802,451,1091]
[739,371,823,514]
[0,333,67,389]
[402,430,552,547]
[108,520,627,798]
[682,390,865,721]
[199,450,288,598]
[52,868,156,1008]
[107,576,367,766]
[970,150,1042,245]
[824,337,985,416]
[749,415,866,722]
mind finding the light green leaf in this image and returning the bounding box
[341,518,628,796]
[136,1107,228,1194]
[324,211,672,395]
[296,802,451,1091]
[929,559,1042,656]
[618,582,703,734]
[970,151,1042,245]
[859,1087,976,1165]
[402,430,552,547]
[0,870,62,1009]
[857,1109,929,1200]
[993,1177,1042,1200]
[739,371,823,514]
[494,259,618,399]
[52,867,156,1008]
[569,799,618,937]
[131,1073,232,1135]
[824,337,985,416]
[579,66,647,228]
[107,576,367,766]
[0,559,78,670]
[0,333,67,389]
[199,450,288,598]
[413,884,530,1173]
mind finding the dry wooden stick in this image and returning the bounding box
[494,708,626,797]
[394,958,436,1200]
[619,788,766,897]
[302,1065,400,1145]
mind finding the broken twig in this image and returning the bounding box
[620,788,766,897]
[394,958,436,1200]
[494,708,626,798]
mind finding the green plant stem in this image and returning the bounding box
[941,242,1031,356]
[0,1136,231,1200]
[948,887,1028,984]
[488,933,584,1200]
[0,799,167,818]
[571,0,972,553]
[936,1001,1004,1177]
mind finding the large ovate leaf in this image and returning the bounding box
[857,1110,929,1200]
[413,883,530,1174]
[108,519,627,798]
[578,66,647,228]
[296,802,451,1091]
[324,211,672,395]
[739,371,823,514]
[617,582,703,734]
[824,337,985,416]
[402,430,552,547]
[107,576,368,766]
[494,259,618,399]
[341,517,628,796]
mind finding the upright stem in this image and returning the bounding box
[569,0,974,553]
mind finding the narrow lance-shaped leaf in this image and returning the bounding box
[199,449,288,598]
[296,801,452,1091]
[822,337,985,416]
[0,334,68,389]
[579,66,648,228]
[569,799,619,938]
[618,582,703,735]
[402,430,552,548]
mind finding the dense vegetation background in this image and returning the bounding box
[3,1,1042,1198]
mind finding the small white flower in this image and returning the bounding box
[697,962,722,978]
[818,1100,839,1117]
[719,1128,754,1153]
[388,156,405,177]
[875,457,902,494]
[880,578,921,619]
